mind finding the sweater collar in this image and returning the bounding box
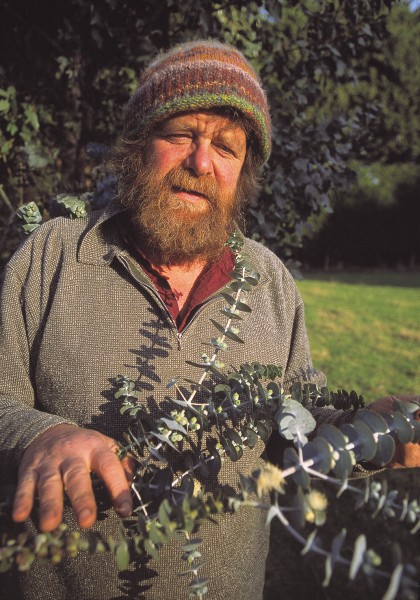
[77,199,130,265]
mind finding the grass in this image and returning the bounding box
[296,271,420,400]
[264,272,420,600]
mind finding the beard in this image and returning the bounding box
[119,158,242,265]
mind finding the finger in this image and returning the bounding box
[12,470,38,523]
[91,449,132,517]
[120,453,136,482]
[36,467,65,532]
[61,458,97,529]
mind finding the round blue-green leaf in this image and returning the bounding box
[332,448,356,480]
[340,423,365,461]
[371,434,396,467]
[317,424,348,450]
[356,410,389,434]
[393,412,415,444]
[302,437,333,474]
[243,427,258,448]
[352,420,377,461]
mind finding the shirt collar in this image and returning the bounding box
[77,199,129,265]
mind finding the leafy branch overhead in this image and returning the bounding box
[1,0,416,265]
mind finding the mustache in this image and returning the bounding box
[162,169,220,207]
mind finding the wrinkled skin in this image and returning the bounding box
[12,424,134,532]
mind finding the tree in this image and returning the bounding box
[0,0,398,265]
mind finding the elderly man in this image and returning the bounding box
[0,40,416,600]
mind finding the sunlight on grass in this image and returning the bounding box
[297,272,420,400]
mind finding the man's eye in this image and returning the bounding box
[216,143,235,156]
[165,133,191,142]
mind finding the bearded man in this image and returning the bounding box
[0,41,417,600]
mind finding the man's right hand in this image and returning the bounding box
[12,424,133,532]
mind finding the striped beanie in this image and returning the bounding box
[124,40,271,164]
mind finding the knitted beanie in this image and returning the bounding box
[124,40,271,164]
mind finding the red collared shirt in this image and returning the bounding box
[133,247,235,331]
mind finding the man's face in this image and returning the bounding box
[145,111,247,217]
[123,111,248,264]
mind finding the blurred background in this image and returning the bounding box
[1,0,419,396]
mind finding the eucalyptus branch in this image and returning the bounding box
[1,230,419,600]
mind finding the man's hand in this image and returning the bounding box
[12,424,133,532]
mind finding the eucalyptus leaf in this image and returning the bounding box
[224,429,243,446]
[393,411,414,444]
[243,427,258,448]
[340,423,365,461]
[149,521,165,546]
[255,419,270,441]
[210,319,228,335]
[234,301,252,313]
[382,564,404,600]
[115,540,130,571]
[188,577,209,589]
[181,539,202,553]
[152,432,180,452]
[158,499,172,528]
[220,436,240,462]
[224,329,245,344]
[220,293,236,306]
[356,410,389,434]
[301,529,318,556]
[371,434,395,467]
[148,447,168,464]
[351,420,377,462]
[159,418,187,436]
[276,398,316,443]
[349,534,367,580]
[221,308,243,320]
[302,437,333,474]
[330,529,346,570]
[206,442,222,475]
[144,539,158,559]
[228,280,252,292]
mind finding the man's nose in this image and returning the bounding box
[182,141,213,177]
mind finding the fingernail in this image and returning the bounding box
[117,502,131,516]
[79,508,92,522]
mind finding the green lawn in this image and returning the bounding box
[296,271,420,401]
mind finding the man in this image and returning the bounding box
[0,40,416,600]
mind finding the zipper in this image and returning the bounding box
[117,254,181,346]
[116,253,227,351]
[177,293,225,339]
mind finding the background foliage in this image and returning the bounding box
[1,0,418,267]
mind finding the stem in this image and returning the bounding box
[186,280,245,406]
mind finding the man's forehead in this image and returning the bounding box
[156,109,248,136]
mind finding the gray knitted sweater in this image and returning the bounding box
[0,202,353,600]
